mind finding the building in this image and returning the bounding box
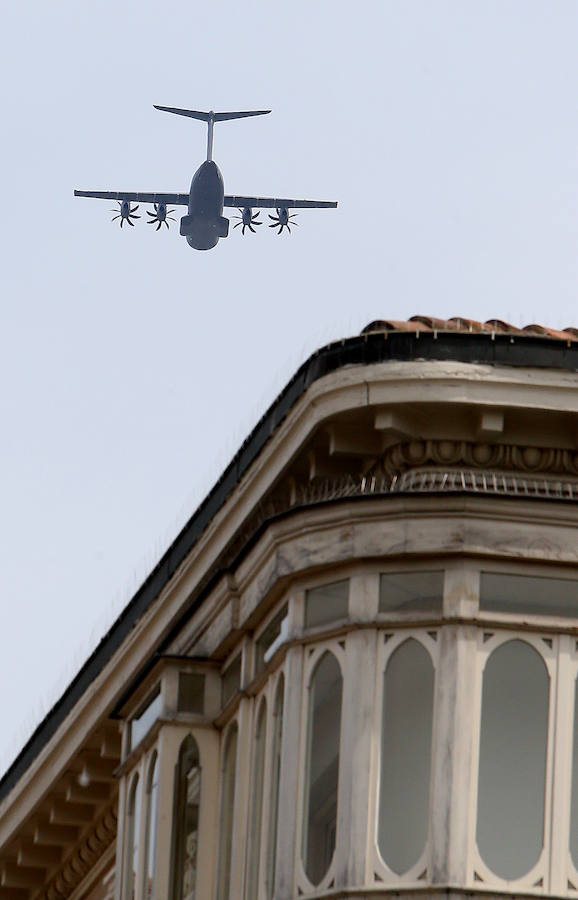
[2,315,578,900]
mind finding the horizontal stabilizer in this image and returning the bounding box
[154,106,271,122]
[213,110,271,122]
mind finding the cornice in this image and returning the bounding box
[36,805,116,900]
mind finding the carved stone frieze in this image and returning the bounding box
[377,440,578,479]
[37,805,117,900]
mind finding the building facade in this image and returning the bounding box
[2,317,578,900]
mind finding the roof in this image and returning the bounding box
[2,316,578,805]
[361,315,578,342]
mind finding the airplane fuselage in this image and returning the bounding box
[179,160,229,250]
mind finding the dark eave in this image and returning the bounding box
[2,324,578,805]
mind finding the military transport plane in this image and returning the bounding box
[74,107,337,251]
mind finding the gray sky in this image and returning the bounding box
[1,0,578,774]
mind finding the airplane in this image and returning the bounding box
[75,107,337,251]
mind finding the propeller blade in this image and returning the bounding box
[164,220,169,229]
[156,221,161,231]
[249,224,255,233]
[128,219,134,226]
[268,214,277,221]
[234,222,241,228]
[120,218,125,228]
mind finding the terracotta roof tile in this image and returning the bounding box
[361,317,578,342]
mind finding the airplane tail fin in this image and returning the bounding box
[153,106,271,122]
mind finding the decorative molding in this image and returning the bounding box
[378,440,578,479]
[37,806,117,900]
[201,439,578,585]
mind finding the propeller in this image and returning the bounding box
[146,202,176,231]
[232,207,262,235]
[268,207,298,234]
[111,200,140,227]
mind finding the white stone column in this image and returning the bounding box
[429,565,479,885]
[335,573,379,889]
[230,697,253,900]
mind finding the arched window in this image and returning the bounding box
[378,639,434,873]
[143,752,159,900]
[266,676,284,898]
[246,701,267,900]
[171,736,201,900]
[476,639,549,880]
[302,652,342,886]
[125,774,141,900]
[217,724,238,900]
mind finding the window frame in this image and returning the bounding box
[372,629,438,884]
[468,630,557,891]
[296,640,346,895]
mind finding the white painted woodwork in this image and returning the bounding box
[274,646,303,900]
[335,627,377,888]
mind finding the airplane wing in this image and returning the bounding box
[74,190,189,205]
[224,196,337,209]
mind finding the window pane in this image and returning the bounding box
[130,689,162,751]
[144,755,158,900]
[255,606,288,674]
[379,571,443,614]
[570,677,578,868]
[217,725,238,900]
[222,657,241,707]
[477,640,548,880]
[302,653,342,885]
[246,704,267,900]
[480,572,578,618]
[172,736,201,900]
[305,581,349,629]
[378,639,434,873]
[178,673,205,714]
[266,678,284,898]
